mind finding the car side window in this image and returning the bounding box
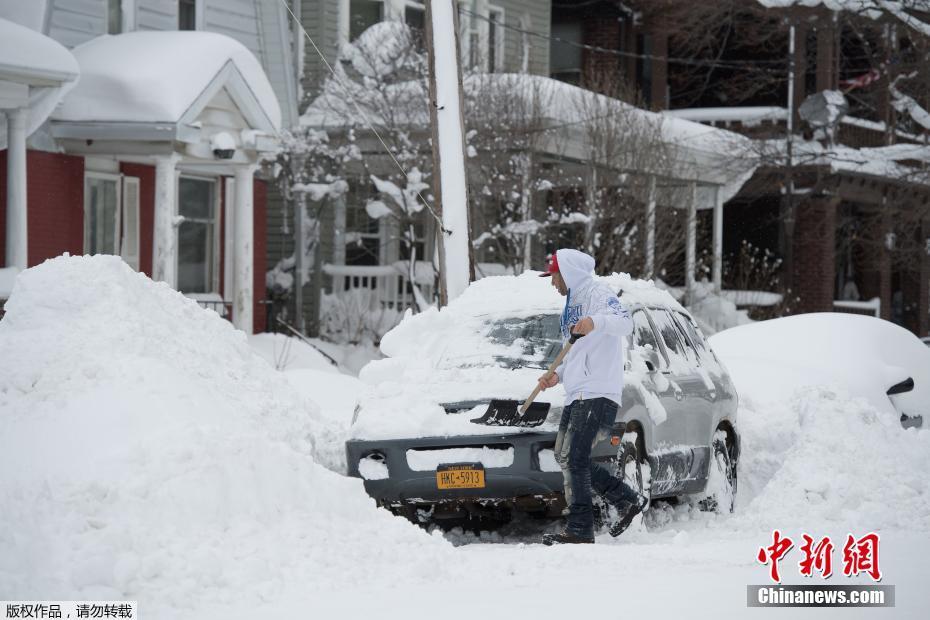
[667,311,701,365]
[629,309,666,370]
[649,308,695,370]
[675,312,716,366]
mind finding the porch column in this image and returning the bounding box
[686,181,697,304]
[5,108,28,270]
[153,155,179,287]
[645,176,657,279]
[332,192,346,266]
[233,165,256,334]
[712,186,724,293]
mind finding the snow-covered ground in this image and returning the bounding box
[1,257,927,618]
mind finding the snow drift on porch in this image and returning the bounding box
[52,31,281,129]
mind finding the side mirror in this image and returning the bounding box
[641,348,661,373]
[887,377,915,396]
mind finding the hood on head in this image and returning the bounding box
[555,249,595,290]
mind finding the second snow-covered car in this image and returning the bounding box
[345,272,740,526]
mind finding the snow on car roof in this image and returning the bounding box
[710,312,930,417]
[380,271,682,359]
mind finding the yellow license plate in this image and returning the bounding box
[436,464,485,489]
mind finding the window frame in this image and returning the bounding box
[176,174,220,294]
[487,5,505,72]
[347,0,384,41]
[178,0,201,31]
[83,171,122,257]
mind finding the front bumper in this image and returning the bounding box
[345,430,620,509]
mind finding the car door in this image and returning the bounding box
[644,307,711,495]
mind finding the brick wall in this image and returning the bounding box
[791,196,837,313]
[0,149,85,268]
[120,162,156,278]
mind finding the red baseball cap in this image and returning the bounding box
[539,252,559,277]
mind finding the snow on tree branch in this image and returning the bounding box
[890,71,930,131]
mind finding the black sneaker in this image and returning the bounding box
[609,494,648,538]
[542,530,595,546]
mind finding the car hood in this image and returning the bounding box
[349,360,567,440]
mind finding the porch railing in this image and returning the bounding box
[833,297,881,318]
[322,263,435,313]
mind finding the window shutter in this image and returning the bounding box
[121,176,141,270]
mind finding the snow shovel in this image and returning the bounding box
[471,332,584,427]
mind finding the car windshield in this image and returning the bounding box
[438,313,564,370]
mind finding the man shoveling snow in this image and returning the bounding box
[537,249,647,545]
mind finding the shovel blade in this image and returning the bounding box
[471,399,551,427]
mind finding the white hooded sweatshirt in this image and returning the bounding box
[553,249,634,406]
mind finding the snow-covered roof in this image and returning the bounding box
[304,72,755,197]
[0,17,79,84]
[53,31,281,131]
[0,17,79,149]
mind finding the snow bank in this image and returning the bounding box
[0,256,440,614]
[734,386,930,532]
[249,332,339,373]
[707,314,930,533]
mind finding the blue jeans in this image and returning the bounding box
[554,397,639,538]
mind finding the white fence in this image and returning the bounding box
[323,263,435,314]
[833,297,881,318]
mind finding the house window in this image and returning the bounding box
[84,174,121,255]
[179,0,196,30]
[550,21,583,84]
[488,6,504,72]
[345,181,382,266]
[177,177,217,293]
[108,0,122,34]
[405,2,426,51]
[636,34,653,107]
[350,0,383,40]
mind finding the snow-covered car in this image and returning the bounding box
[345,273,740,525]
[710,313,930,430]
[922,336,930,348]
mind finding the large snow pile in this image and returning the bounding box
[708,314,930,533]
[0,256,440,614]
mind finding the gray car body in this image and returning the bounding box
[345,301,739,515]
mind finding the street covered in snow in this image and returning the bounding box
[1,256,928,618]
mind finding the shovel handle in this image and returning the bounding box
[520,332,584,414]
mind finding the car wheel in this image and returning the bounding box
[698,430,737,513]
[618,431,652,509]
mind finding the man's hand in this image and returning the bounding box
[571,316,595,336]
[537,372,559,391]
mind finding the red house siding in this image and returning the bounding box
[120,162,156,278]
[0,150,84,268]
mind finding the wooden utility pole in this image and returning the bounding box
[425,0,472,307]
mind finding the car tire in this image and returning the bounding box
[698,430,737,514]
